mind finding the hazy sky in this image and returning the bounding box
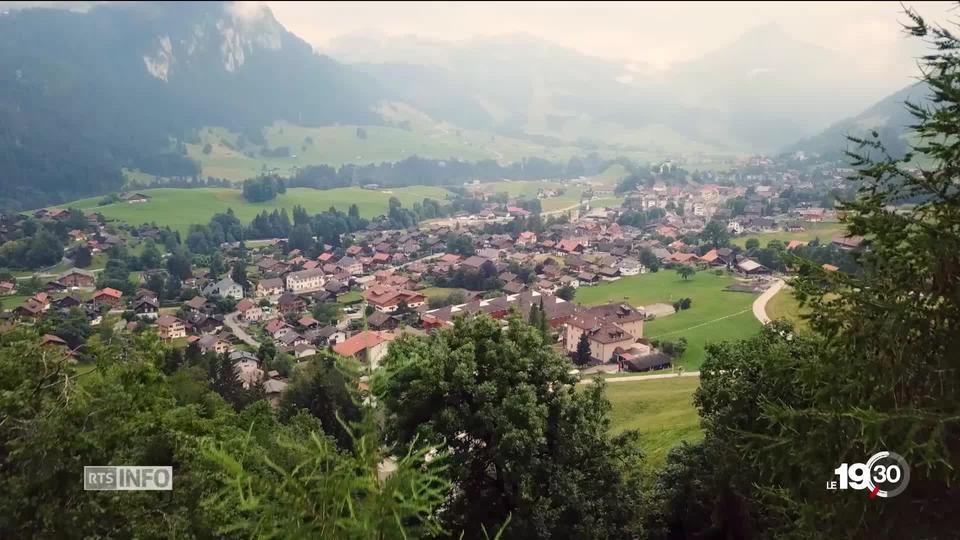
[265,1,955,70]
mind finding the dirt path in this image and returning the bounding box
[752,278,785,325]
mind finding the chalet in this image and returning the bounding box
[367,310,400,331]
[439,253,462,266]
[14,300,44,321]
[92,288,122,309]
[286,269,325,293]
[516,231,537,247]
[292,343,318,358]
[265,319,293,340]
[132,296,159,319]
[197,334,233,355]
[57,268,96,288]
[332,330,396,369]
[202,277,244,300]
[235,298,264,322]
[0,281,14,295]
[503,281,526,294]
[184,296,208,313]
[563,303,647,363]
[119,192,151,203]
[297,316,320,330]
[157,315,186,340]
[277,331,308,349]
[831,234,864,251]
[53,295,83,310]
[364,286,427,313]
[736,258,768,275]
[185,312,224,335]
[786,240,809,251]
[41,333,70,351]
[277,293,307,314]
[313,325,346,346]
[556,239,584,254]
[618,258,642,276]
[255,277,285,298]
[336,256,363,275]
[461,255,491,271]
[324,279,350,295]
[577,271,600,285]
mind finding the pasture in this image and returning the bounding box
[575,270,762,370]
[732,222,847,248]
[600,376,703,467]
[60,186,453,235]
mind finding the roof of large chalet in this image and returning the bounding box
[235,298,257,312]
[265,319,290,334]
[461,255,490,268]
[588,323,635,344]
[257,277,284,290]
[333,331,395,357]
[423,291,574,326]
[287,268,323,281]
[557,239,583,252]
[568,303,646,331]
[95,287,122,298]
[185,296,207,309]
[157,315,181,327]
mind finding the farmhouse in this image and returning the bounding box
[255,277,285,297]
[157,315,186,340]
[92,288,122,309]
[56,268,96,288]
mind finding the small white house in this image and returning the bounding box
[203,276,244,300]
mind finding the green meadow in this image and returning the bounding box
[60,186,453,235]
[575,270,762,370]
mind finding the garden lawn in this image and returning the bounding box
[732,222,847,248]
[600,376,702,467]
[59,186,453,236]
[575,271,762,370]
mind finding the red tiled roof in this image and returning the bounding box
[95,287,122,298]
[333,331,395,357]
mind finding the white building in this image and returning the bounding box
[286,268,325,293]
[202,277,243,300]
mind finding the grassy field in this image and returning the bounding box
[182,122,590,181]
[60,186,453,235]
[575,271,762,370]
[765,287,809,330]
[590,196,625,209]
[417,287,468,300]
[475,180,586,212]
[732,222,847,248]
[601,377,702,466]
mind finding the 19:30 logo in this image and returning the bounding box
[829,451,910,499]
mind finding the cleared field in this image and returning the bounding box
[732,222,847,248]
[60,186,453,235]
[590,196,625,209]
[601,376,702,466]
[575,271,762,370]
[765,287,809,330]
[186,122,589,181]
[476,180,585,212]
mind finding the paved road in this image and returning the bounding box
[225,312,260,347]
[578,371,700,385]
[752,278,785,325]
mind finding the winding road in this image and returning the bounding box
[224,312,260,347]
[752,278,785,325]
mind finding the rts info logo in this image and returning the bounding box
[827,451,910,499]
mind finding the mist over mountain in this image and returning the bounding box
[327,24,914,152]
[788,83,929,158]
[0,1,924,211]
[0,1,381,210]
